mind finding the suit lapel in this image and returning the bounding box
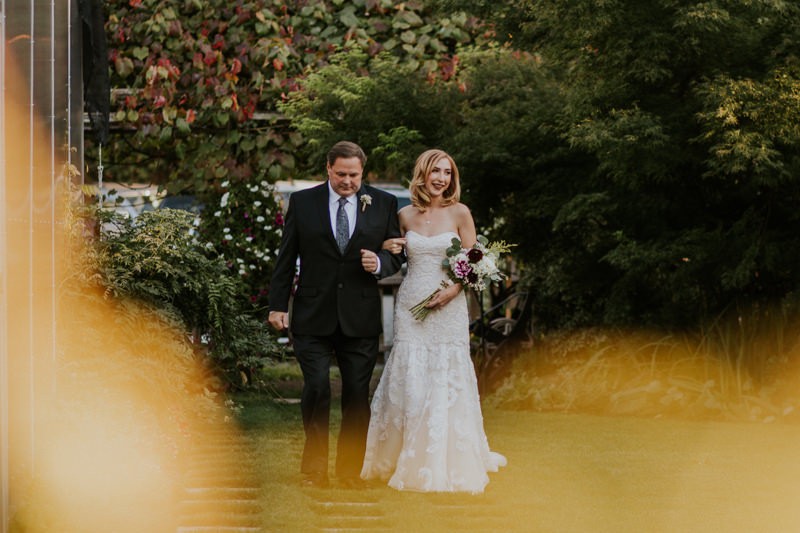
[351,188,369,247]
[313,182,339,252]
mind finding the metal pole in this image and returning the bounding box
[27,0,37,477]
[0,0,10,527]
[50,0,57,392]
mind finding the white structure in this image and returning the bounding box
[1,1,84,530]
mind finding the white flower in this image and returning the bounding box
[223,227,231,233]
[214,210,222,217]
[360,194,372,212]
[221,180,230,188]
[256,216,265,223]
[220,192,230,207]
[254,200,262,207]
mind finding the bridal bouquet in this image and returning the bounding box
[410,235,515,321]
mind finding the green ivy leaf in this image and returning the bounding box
[132,46,150,60]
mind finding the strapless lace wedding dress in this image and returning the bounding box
[361,231,506,493]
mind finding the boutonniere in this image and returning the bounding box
[360,194,372,212]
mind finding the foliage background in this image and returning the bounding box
[101,0,482,192]
[278,0,800,330]
[97,0,800,352]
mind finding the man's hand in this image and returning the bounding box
[268,311,289,331]
[361,249,380,274]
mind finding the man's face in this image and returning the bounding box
[327,156,363,198]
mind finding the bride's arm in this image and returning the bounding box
[456,203,477,248]
[425,203,477,310]
[382,237,406,254]
[381,206,410,254]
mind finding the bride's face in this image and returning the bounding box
[424,157,452,200]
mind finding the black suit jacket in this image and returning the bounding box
[268,182,403,337]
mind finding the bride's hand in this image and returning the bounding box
[426,283,462,309]
[382,237,406,255]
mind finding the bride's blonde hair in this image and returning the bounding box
[409,149,461,211]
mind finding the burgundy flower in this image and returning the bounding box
[467,247,483,263]
[467,271,479,284]
[275,212,285,227]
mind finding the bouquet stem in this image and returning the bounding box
[409,281,451,321]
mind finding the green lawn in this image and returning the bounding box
[235,391,800,532]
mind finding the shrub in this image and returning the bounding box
[75,204,283,386]
[197,177,284,312]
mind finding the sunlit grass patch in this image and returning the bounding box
[489,307,800,422]
[238,393,800,532]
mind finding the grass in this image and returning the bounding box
[234,311,800,531]
[233,384,800,532]
[488,321,800,423]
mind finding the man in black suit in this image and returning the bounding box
[268,141,403,488]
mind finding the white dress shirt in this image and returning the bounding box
[328,182,356,240]
[327,182,380,274]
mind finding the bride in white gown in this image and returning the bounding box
[360,149,506,493]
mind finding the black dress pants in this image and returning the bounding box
[292,329,379,479]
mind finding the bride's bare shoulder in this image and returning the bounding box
[452,202,473,220]
[398,205,416,222]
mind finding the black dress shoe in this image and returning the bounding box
[338,476,366,489]
[301,473,329,488]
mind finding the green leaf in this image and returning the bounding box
[215,111,230,126]
[240,138,255,152]
[400,11,423,27]
[132,46,150,60]
[400,30,416,44]
[176,117,190,134]
[159,125,173,142]
[339,6,359,28]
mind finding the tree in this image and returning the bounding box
[450,0,800,328]
[279,48,461,180]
